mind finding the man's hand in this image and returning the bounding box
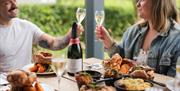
[77,24,84,37]
[38,23,84,50]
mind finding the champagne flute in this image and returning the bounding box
[95,10,105,41]
[51,58,67,91]
[76,8,86,24]
[95,10,105,26]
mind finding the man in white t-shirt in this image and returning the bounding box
[0,0,84,72]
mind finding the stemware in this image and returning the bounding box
[95,10,105,41]
[51,58,67,91]
[95,10,105,26]
[76,8,86,24]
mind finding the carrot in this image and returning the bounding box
[37,66,45,73]
[29,65,38,72]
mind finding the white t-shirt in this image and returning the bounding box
[0,18,44,72]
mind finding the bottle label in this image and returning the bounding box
[67,59,82,73]
[70,38,80,44]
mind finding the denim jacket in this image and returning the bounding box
[107,20,180,77]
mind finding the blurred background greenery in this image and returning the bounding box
[18,0,180,58]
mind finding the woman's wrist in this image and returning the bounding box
[105,39,116,49]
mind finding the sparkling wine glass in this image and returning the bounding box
[95,10,105,41]
[51,58,67,91]
[95,10,105,26]
[76,8,86,24]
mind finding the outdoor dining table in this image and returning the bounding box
[38,58,175,91]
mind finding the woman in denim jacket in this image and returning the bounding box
[96,0,180,77]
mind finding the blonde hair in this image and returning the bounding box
[139,0,180,32]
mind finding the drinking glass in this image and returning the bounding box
[95,10,105,41]
[95,10,105,26]
[51,58,67,91]
[76,8,86,24]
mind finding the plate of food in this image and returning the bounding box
[22,52,55,75]
[80,84,116,91]
[102,53,155,86]
[0,83,54,91]
[114,77,153,91]
[3,70,54,91]
[75,71,115,91]
[102,53,136,86]
[22,63,55,75]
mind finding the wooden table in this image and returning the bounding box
[38,58,174,91]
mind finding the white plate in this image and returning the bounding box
[22,64,55,75]
[0,83,54,91]
[0,73,8,85]
[166,80,174,91]
[41,83,54,91]
[166,79,180,91]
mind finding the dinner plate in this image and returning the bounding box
[0,73,8,85]
[0,83,54,91]
[22,64,55,75]
[41,83,54,91]
[166,80,173,91]
[166,79,180,91]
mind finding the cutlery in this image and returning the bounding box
[93,74,130,84]
[144,79,166,87]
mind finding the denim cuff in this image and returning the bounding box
[105,42,119,57]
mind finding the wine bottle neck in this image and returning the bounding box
[70,38,80,44]
[71,22,77,39]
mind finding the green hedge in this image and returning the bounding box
[18,0,179,57]
[18,0,179,41]
[18,1,135,41]
[19,5,76,36]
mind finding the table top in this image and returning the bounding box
[38,58,174,91]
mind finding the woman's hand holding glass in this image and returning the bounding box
[95,10,114,49]
[95,26,114,49]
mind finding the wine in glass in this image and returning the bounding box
[95,10,105,41]
[95,10,105,26]
[76,8,86,24]
[51,58,67,91]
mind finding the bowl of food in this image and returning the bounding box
[103,69,122,86]
[75,71,93,89]
[114,78,153,91]
[80,84,116,91]
[76,70,102,81]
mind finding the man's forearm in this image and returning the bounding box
[38,34,71,50]
[51,34,71,50]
